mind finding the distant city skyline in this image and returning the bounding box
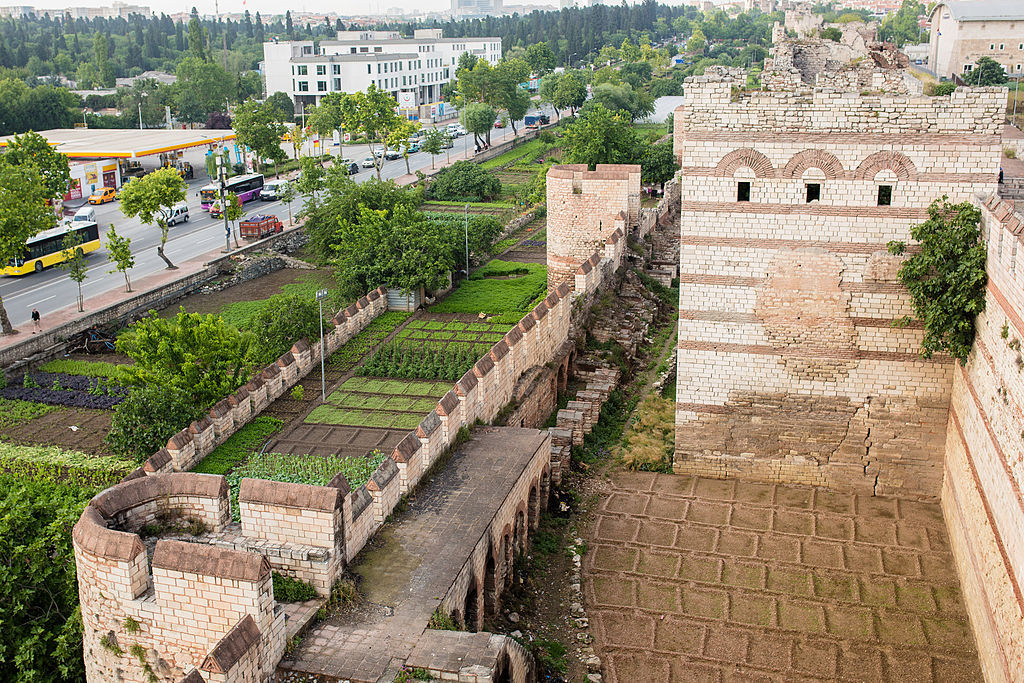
[28,0,562,18]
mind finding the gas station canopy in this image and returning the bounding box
[0,128,237,159]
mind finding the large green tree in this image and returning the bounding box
[563,103,641,168]
[461,102,497,147]
[174,56,233,124]
[232,98,287,175]
[553,71,587,116]
[306,91,353,157]
[0,162,55,334]
[343,85,403,179]
[525,42,556,76]
[589,82,655,122]
[117,166,186,269]
[970,57,1009,86]
[2,131,70,199]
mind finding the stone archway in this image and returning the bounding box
[715,148,776,178]
[463,579,480,632]
[782,149,845,179]
[528,483,540,531]
[484,542,499,616]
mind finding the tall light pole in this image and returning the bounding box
[137,94,146,130]
[463,203,470,280]
[315,288,328,400]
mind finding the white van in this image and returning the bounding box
[72,206,96,223]
[166,202,190,226]
[261,180,288,201]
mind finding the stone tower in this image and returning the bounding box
[545,164,641,291]
[671,65,1004,498]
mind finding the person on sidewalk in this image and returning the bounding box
[31,308,40,333]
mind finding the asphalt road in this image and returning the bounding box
[0,112,550,329]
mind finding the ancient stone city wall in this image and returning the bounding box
[942,196,1024,682]
[73,166,645,682]
[672,76,1003,498]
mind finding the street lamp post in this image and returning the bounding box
[315,288,328,400]
[463,203,470,280]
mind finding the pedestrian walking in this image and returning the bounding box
[31,308,40,333]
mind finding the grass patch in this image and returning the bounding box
[430,260,546,316]
[0,397,57,432]
[273,571,319,602]
[219,271,338,330]
[191,416,284,475]
[38,359,128,381]
[617,395,674,472]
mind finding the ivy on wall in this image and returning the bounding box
[888,196,987,365]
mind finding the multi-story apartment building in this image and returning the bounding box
[451,0,502,18]
[929,0,1024,80]
[262,29,502,112]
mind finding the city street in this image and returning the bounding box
[0,111,550,329]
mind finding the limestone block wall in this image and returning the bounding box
[72,473,285,683]
[942,196,1024,681]
[546,164,640,289]
[143,286,389,476]
[672,73,1002,498]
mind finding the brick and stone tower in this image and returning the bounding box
[545,164,641,291]
[672,66,1004,497]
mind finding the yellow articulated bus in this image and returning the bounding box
[2,222,101,276]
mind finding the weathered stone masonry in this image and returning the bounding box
[943,196,1024,682]
[672,70,1004,499]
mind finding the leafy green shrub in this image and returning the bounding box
[192,416,284,475]
[272,572,318,602]
[118,308,254,409]
[888,197,986,364]
[427,160,502,202]
[427,609,458,631]
[107,385,206,462]
[290,384,305,401]
[0,473,96,681]
[248,294,327,366]
[928,81,958,97]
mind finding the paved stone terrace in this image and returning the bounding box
[278,428,548,682]
[584,472,982,682]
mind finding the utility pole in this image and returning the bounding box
[217,153,231,253]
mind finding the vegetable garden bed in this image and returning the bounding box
[430,260,546,317]
[304,377,449,429]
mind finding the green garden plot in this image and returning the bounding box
[305,378,451,429]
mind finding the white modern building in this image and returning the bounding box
[451,0,502,18]
[929,0,1024,80]
[262,29,502,113]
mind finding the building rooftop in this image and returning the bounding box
[933,0,1024,22]
[0,128,236,159]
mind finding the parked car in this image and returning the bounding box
[260,180,289,201]
[405,140,421,153]
[446,124,466,137]
[165,202,189,226]
[362,156,377,168]
[384,148,402,160]
[72,205,97,223]
[440,137,455,149]
[339,159,359,175]
[494,118,507,128]
[88,187,116,205]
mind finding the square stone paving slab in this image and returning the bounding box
[584,472,982,682]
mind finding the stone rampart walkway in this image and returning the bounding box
[278,428,548,682]
[585,471,981,682]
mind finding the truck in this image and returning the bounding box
[239,214,284,240]
[524,115,539,129]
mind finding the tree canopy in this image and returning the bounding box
[116,166,186,269]
[0,161,56,333]
[563,103,641,167]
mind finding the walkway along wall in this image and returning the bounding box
[672,71,1004,498]
[942,195,1024,682]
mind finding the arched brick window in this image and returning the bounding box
[854,151,918,181]
[715,148,775,178]
[783,149,845,179]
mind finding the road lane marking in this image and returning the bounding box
[29,295,55,306]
